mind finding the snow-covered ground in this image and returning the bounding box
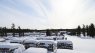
[65,35,95,53]
[23,47,47,53]
[0,34,95,53]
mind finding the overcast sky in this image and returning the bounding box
[0,0,95,29]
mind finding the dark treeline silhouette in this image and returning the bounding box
[0,23,36,37]
[0,23,95,37]
[46,29,51,36]
[0,22,67,37]
[68,23,95,37]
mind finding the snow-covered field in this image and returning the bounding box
[65,35,95,53]
[0,34,95,53]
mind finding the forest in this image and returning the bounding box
[0,23,95,38]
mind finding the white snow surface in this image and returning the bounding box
[56,49,75,53]
[65,35,95,53]
[23,47,47,53]
[0,38,5,42]
[57,40,73,44]
[0,42,25,53]
[24,39,38,43]
[10,36,35,43]
[4,36,13,40]
[1,34,95,53]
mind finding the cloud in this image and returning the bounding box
[48,0,95,28]
[0,0,95,29]
[0,0,52,29]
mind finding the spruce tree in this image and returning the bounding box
[46,29,51,36]
[86,25,89,36]
[18,26,21,37]
[11,23,15,37]
[82,24,85,36]
[3,27,7,37]
[77,25,81,36]
[89,23,95,37]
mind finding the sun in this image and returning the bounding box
[48,0,80,28]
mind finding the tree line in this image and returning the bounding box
[0,23,48,37]
[0,23,95,37]
[69,23,95,37]
[0,23,32,37]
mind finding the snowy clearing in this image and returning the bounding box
[0,34,95,53]
[66,35,95,53]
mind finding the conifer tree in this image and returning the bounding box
[86,25,89,36]
[82,24,85,36]
[89,23,95,37]
[11,23,15,37]
[46,29,51,36]
[77,25,81,36]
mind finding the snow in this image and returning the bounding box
[0,34,95,53]
[4,36,13,40]
[37,40,56,46]
[0,38,5,42]
[29,32,46,37]
[57,40,73,44]
[36,36,64,40]
[0,43,25,53]
[37,37,54,40]
[13,45,25,53]
[10,39,24,43]
[66,35,95,53]
[10,37,32,43]
[36,36,56,40]
[24,39,38,43]
[56,49,75,53]
[80,34,93,39]
[0,42,25,49]
[23,47,47,53]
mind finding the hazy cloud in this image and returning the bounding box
[0,0,95,29]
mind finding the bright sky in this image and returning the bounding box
[0,0,95,29]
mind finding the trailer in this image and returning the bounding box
[37,40,56,52]
[0,43,25,53]
[10,37,25,44]
[10,37,29,44]
[24,39,38,49]
[0,38,6,42]
[57,40,73,49]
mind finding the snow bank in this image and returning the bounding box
[66,35,95,53]
[57,40,73,44]
[24,39,38,43]
[4,36,13,40]
[56,49,75,53]
[10,37,30,43]
[36,37,54,40]
[10,39,24,43]
[56,36,64,40]
[36,36,64,40]
[23,47,47,53]
[0,43,25,53]
[0,38,5,42]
